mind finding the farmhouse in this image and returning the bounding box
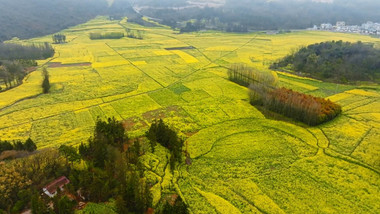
[42,176,70,198]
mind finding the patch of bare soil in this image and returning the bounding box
[48,62,92,68]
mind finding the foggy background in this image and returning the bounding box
[0,0,379,41]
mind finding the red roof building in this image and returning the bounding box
[42,176,70,198]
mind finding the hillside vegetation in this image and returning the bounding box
[0,17,379,213]
[271,41,380,83]
[0,0,110,42]
[140,0,380,32]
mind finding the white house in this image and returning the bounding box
[42,176,70,198]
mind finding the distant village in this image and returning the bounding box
[309,21,380,36]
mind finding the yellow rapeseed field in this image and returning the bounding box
[0,16,379,213]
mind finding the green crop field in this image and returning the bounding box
[0,16,379,213]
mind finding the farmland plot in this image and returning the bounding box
[0,16,379,213]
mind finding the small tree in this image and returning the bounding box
[31,193,48,214]
[55,196,75,214]
[59,145,80,166]
[24,138,37,152]
[52,34,66,44]
[42,67,50,94]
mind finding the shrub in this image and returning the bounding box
[89,32,124,40]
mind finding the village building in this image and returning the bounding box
[42,176,70,198]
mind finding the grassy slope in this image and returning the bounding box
[0,16,379,213]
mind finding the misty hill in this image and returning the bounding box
[0,0,141,42]
[0,0,108,42]
[139,0,380,31]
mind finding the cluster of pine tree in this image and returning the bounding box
[0,43,54,60]
[0,138,37,154]
[227,63,278,88]
[52,34,66,44]
[89,32,125,40]
[0,117,189,213]
[125,28,145,39]
[76,118,153,213]
[146,119,184,171]
[250,86,342,125]
[227,63,341,125]
[0,61,27,90]
[0,43,54,91]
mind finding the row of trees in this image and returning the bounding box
[0,43,54,60]
[227,63,278,87]
[125,29,145,40]
[52,34,66,44]
[0,43,54,91]
[271,40,380,83]
[250,86,342,125]
[89,32,124,40]
[0,138,37,154]
[0,61,27,90]
[227,63,341,125]
[180,21,204,33]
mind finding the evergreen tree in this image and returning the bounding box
[0,141,13,153]
[24,138,37,152]
[13,141,24,150]
[56,196,75,214]
[162,196,189,214]
[116,195,128,214]
[59,145,80,166]
[42,67,50,94]
[31,193,47,214]
[146,119,184,164]
[52,34,66,44]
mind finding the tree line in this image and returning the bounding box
[140,0,380,33]
[227,63,278,88]
[0,43,54,60]
[228,63,341,126]
[0,138,37,154]
[52,34,66,44]
[250,86,342,126]
[0,117,189,214]
[0,60,35,91]
[125,29,145,40]
[271,40,380,83]
[0,43,54,91]
[89,32,125,40]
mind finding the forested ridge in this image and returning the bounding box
[0,0,108,42]
[0,0,158,42]
[271,41,380,83]
[140,0,380,32]
[3,0,380,41]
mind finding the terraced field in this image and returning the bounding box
[0,16,379,213]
